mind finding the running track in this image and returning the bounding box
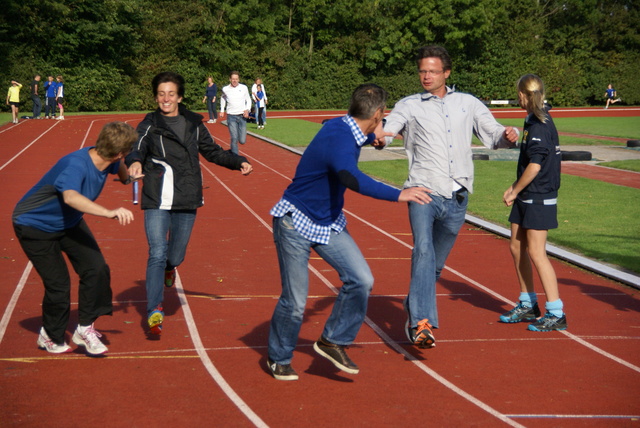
[1,109,639,427]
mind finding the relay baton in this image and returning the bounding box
[133,181,139,205]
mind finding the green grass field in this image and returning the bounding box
[250,116,640,274]
[358,159,640,274]
[245,115,640,147]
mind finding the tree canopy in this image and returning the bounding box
[1,0,638,112]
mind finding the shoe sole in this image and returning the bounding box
[498,315,538,323]
[404,318,414,343]
[71,333,108,355]
[313,342,359,374]
[37,337,72,354]
[403,300,415,343]
[528,325,567,332]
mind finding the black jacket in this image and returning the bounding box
[126,105,248,210]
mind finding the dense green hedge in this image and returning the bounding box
[1,0,638,113]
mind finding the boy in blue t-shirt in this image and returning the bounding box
[43,75,58,118]
[13,122,142,355]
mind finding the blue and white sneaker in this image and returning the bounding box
[499,302,541,323]
[528,312,567,332]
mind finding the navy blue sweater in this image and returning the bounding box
[283,117,401,225]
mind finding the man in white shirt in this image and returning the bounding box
[220,71,252,154]
[251,78,268,126]
[382,45,519,349]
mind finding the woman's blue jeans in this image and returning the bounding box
[268,214,374,364]
[406,191,468,329]
[144,209,196,315]
[206,98,217,121]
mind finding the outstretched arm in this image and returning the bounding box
[62,189,135,225]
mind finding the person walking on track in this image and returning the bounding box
[219,71,252,155]
[126,72,252,336]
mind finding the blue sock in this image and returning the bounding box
[546,299,564,317]
[519,292,537,308]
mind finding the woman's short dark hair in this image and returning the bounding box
[416,45,452,71]
[152,72,185,97]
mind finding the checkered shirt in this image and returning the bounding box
[269,115,368,244]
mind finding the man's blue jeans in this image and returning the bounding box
[144,209,196,315]
[406,191,468,329]
[32,95,42,118]
[268,214,374,364]
[226,114,247,155]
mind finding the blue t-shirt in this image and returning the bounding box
[13,147,119,232]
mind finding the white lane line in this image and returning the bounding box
[205,138,640,420]
[79,120,98,149]
[506,414,640,420]
[174,271,269,428]
[0,262,32,344]
[0,122,59,172]
[344,209,640,374]
[201,165,524,428]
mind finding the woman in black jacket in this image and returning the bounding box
[127,72,252,335]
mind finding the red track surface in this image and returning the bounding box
[1,109,639,427]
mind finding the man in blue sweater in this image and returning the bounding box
[266,84,432,381]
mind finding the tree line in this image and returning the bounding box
[1,0,637,113]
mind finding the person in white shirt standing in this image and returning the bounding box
[382,45,519,349]
[251,78,268,126]
[220,71,252,154]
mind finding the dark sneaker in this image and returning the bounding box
[164,268,176,288]
[313,336,359,374]
[267,358,299,381]
[528,312,567,332]
[148,306,164,335]
[404,300,436,348]
[499,302,541,323]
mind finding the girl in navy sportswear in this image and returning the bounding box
[500,74,566,332]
